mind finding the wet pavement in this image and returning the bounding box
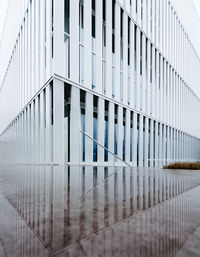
[0,165,200,256]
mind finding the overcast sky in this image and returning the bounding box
[194,0,200,19]
[0,0,8,42]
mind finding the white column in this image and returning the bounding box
[85,92,93,163]
[96,0,103,94]
[97,98,105,164]
[125,109,130,163]
[163,125,166,166]
[53,79,64,164]
[108,102,114,163]
[150,119,154,167]
[40,90,45,163]
[154,121,158,167]
[53,0,65,76]
[122,13,128,104]
[84,0,92,88]
[115,4,120,101]
[159,123,163,167]
[45,85,51,163]
[106,0,112,98]
[117,106,123,161]
[70,86,81,163]
[139,114,143,167]
[132,112,137,167]
[136,27,140,111]
[70,0,79,82]
[144,117,149,167]
[142,33,146,113]
[46,0,52,78]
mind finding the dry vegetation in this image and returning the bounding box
[163,162,200,170]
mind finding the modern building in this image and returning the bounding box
[0,0,200,166]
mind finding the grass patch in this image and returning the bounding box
[163,162,200,170]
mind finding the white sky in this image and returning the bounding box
[193,0,200,19]
[0,0,8,42]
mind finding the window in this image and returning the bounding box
[112,0,115,30]
[103,0,106,21]
[112,0,115,57]
[102,0,106,58]
[92,0,96,51]
[64,0,70,78]
[64,83,71,162]
[80,90,86,162]
[92,15,95,39]
[79,0,84,43]
[123,108,126,161]
[50,83,53,125]
[148,119,151,166]
[64,0,70,34]
[104,101,109,161]
[136,0,138,13]
[143,117,145,166]
[134,25,137,73]
[130,111,133,161]
[93,96,98,162]
[120,9,123,69]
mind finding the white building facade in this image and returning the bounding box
[0,0,200,166]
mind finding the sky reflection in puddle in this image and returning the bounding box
[0,165,200,257]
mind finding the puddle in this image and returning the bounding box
[0,165,200,256]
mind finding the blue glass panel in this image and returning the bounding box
[104,120,108,161]
[93,116,98,162]
[81,113,85,162]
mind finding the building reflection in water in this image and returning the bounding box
[0,165,200,256]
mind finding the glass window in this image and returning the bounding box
[92,15,95,38]
[64,0,70,34]
[79,0,84,43]
[64,83,71,162]
[104,101,109,161]
[123,108,126,161]
[102,0,106,57]
[50,83,53,125]
[103,0,106,21]
[93,96,98,162]
[134,25,137,73]
[130,111,133,161]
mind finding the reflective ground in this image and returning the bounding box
[0,165,200,257]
